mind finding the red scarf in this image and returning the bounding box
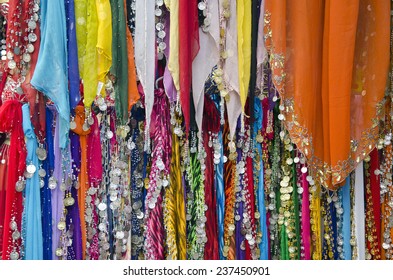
[202,95,220,260]
[245,156,256,259]
[369,149,382,256]
[178,0,199,134]
[6,0,45,142]
[87,110,102,259]
[0,100,26,259]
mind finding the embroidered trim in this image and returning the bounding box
[264,9,386,190]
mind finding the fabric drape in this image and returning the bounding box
[134,0,155,147]
[66,0,81,110]
[31,0,70,149]
[179,0,199,134]
[22,104,43,260]
[96,0,112,87]
[71,105,91,259]
[123,0,139,110]
[265,0,390,189]
[0,100,26,260]
[110,0,129,123]
[192,0,219,139]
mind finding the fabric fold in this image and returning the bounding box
[66,0,81,110]
[192,0,220,139]
[224,0,241,139]
[179,0,199,134]
[236,0,251,113]
[96,0,112,88]
[31,0,70,149]
[265,0,390,189]
[135,0,155,146]
[22,104,43,260]
[110,0,129,123]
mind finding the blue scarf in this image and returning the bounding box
[22,104,43,259]
[31,0,70,148]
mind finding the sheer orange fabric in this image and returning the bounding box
[123,0,139,110]
[71,105,91,258]
[265,0,390,189]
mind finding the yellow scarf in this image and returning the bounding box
[167,0,180,91]
[75,0,107,108]
[237,0,251,112]
[96,0,112,94]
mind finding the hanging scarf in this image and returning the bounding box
[65,126,83,260]
[41,107,54,260]
[129,104,145,260]
[223,113,236,259]
[22,104,43,259]
[253,97,268,260]
[166,123,186,260]
[123,0,139,110]
[0,139,9,256]
[167,0,180,92]
[265,0,390,189]
[268,103,281,259]
[96,0,112,97]
[235,128,245,260]
[215,129,225,259]
[64,181,82,260]
[192,0,219,139]
[224,0,241,139]
[247,0,261,125]
[300,164,311,260]
[5,0,42,135]
[236,0,252,115]
[135,0,155,147]
[292,150,301,259]
[166,100,187,260]
[256,0,266,91]
[364,149,382,259]
[202,94,220,260]
[144,89,171,259]
[83,0,99,109]
[66,0,81,110]
[51,108,65,260]
[74,0,88,104]
[178,0,199,134]
[310,183,322,260]
[110,0,129,123]
[31,0,70,149]
[370,149,382,255]
[86,110,102,259]
[245,145,257,259]
[16,0,46,144]
[163,13,178,103]
[0,100,26,260]
[28,93,46,148]
[186,129,206,260]
[71,105,91,259]
[87,111,102,186]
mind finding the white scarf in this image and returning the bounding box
[256,0,266,90]
[135,0,155,151]
[224,0,241,139]
[192,0,220,140]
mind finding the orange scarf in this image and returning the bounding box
[71,105,91,258]
[265,0,390,189]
